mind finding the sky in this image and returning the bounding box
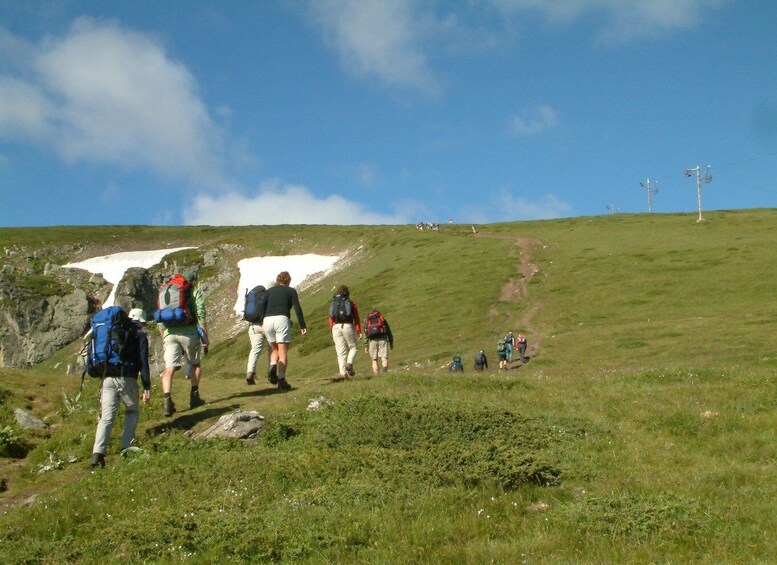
[1,0,776,227]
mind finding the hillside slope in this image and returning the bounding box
[0,211,775,563]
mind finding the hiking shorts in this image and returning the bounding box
[369,338,389,360]
[163,333,200,369]
[263,315,291,344]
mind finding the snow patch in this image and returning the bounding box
[234,255,340,316]
[64,248,193,308]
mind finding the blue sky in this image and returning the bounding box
[1,0,776,227]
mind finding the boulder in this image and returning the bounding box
[14,408,48,430]
[196,411,265,440]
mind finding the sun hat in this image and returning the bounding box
[128,308,147,323]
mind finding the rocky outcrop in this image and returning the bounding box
[0,289,95,368]
[114,267,165,317]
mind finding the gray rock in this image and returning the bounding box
[114,267,164,316]
[196,411,265,440]
[14,408,48,429]
[0,289,92,367]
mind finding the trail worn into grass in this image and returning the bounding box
[482,234,543,365]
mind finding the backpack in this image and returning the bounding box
[497,340,506,354]
[243,285,267,323]
[364,310,387,338]
[475,351,486,365]
[153,274,195,325]
[86,306,138,378]
[329,293,353,323]
[450,355,463,371]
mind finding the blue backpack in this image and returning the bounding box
[86,306,137,378]
[243,285,267,323]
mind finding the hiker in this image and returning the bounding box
[364,310,393,375]
[474,350,488,371]
[258,271,307,391]
[497,339,508,370]
[91,308,151,468]
[157,269,208,417]
[449,355,464,372]
[244,285,268,385]
[504,331,516,362]
[328,285,362,380]
[517,332,528,363]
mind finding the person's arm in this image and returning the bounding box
[385,320,393,348]
[352,302,362,337]
[291,288,307,332]
[138,332,151,402]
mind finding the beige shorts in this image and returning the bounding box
[163,333,201,369]
[369,338,389,360]
[263,315,291,343]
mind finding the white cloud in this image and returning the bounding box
[0,18,230,189]
[509,104,559,136]
[308,0,439,93]
[183,181,410,225]
[494,191,573,220]
[487,0,724,42]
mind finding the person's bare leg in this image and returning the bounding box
[277,343,289,377]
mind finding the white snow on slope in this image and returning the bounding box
[234,255,340,316]
[64,248,193,308]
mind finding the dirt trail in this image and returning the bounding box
[481,234,543,367]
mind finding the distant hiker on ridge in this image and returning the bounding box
[449,355,464,372]
[91,308,151,468]
[258,271,307,391]
[497,338,508,370]
[504,331,516,362]
[474,350,488,371]
[517,332,528,364]
[328,285,362,380]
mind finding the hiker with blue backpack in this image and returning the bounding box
[155,269,208,417]
[243,284,268,385]
[328,285,362,380]
[89,308,151,469]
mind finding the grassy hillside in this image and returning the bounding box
[1,211,775,563]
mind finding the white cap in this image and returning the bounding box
[128,308,147,322]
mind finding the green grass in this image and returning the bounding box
[1,211,776,563]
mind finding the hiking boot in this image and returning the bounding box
[268,364,278,385]
[164,397,177,417]
[91,452,105,469]
[277,378,292,391]
[246,372,256,385]
[190,389,206,409]
[345,363,355,377]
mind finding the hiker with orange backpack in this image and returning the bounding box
[155,269,208,417]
